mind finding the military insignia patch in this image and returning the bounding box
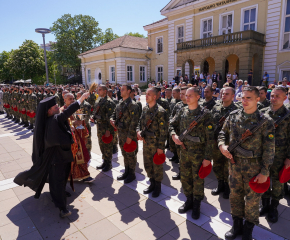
[268,134,274,139]
[132,112,134,115]
[207,125,213,130]
[160,122,164,125]
[109,108,111,110]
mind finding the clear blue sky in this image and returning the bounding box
[0,0,169,52]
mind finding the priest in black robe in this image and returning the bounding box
[14,92,90,218]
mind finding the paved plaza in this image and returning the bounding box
[0,96,289,240]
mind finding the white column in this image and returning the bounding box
[81,64,86,86]
[168,22,175,81]
[116,58,126,84]
[263,0,282,83]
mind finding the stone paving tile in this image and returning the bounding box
[2,169,23,179]
[268,217,290,239]
[0,160,22,173]
[0,152,13,163]
[109,232,132,240]
[124,220,166,240]
[0,188,16,201]
[62,231,87,240]
[9,150,31,160]
[0,217,36,240]
[16,231,43,240]
[0,205,28,227]
[129,198,165,219]
[0,197,20,213]
[81,218,121,240]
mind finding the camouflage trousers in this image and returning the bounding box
[143,137,163,182]
[180,144,205,200]
[229,157,263,225]
[97,123,114,163]
[29,116,35,125]
[113,131,118,145]
[212,144,229,182]
[0,103,3,112]
[262,150,286,200]
[15,105,21,120]
[85,122,92,155]
[118,130,137,170]
[21,111,28,123]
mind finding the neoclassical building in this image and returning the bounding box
[79,0,290,86]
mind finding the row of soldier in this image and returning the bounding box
[2,84,290,240]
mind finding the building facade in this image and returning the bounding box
[79,0,290,86]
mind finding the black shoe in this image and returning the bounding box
[27,123,33,130]
[19,121,25,125]
[178,195,193,213]
[96,161,106,169]
[211,180,225,196]
[5,114,9,118]
[172,168,180,180]
[169,152,178,162]
[23,122,29,128]
[124,168,136,184]
[242,220,255,240]
[225,215,243,240]
[12,117,16,121]
[113,145,118,154]
[65,191,71,197]
[223,182,230,199]
[15,119,20,124]
[102,162,112,172]
[143,178,155,194]
[8,115,12,119]
[117,166,129,180]
[59,208,72,218]
[284,183,289,196]
[268,199,279,223]
[83,176,94,183]
[259,198,270,216]
[191,198,201,220]
[152,181,161,198]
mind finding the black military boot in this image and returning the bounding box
[96,161,106,170]
[19,120,25,125]
[169,152,178,162]
[12,116,16,121]
[8,115,13,119]
[102,161,112,172]
[15,119,20,124]
[117,166,129,180]
[242,220,255,240]
[152,181,161,198]
[211,180,225,196]
[172,167,181,180]
[191,198,201,219]
[27,123,33,129]
[259,198,270,216]
[268,199,279,223]
[223,182,230,199]
[23,122,29,128]
[178,194,193,213]
[225,215,243,240]
[5,114,9,118]
[124,168,136,184]
[113,145,118,154]
[143,178,155,194]
[284,183,289,196]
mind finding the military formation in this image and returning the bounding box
[1,83,290,240]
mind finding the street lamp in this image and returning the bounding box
[35,28,51,85]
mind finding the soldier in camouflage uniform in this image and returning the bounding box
[211,87,237,199]
[51,88,61,107]
[137,87,167,197]
[3,87,9,118]
[7,87,13,119]
[258,86,271,109]
[76,92,92,156]
[170,87,214,220]
[218,87,275,240]
[259,86,290,223]
[169,87,188,180]
[169,88,181,112]
[27,87,37,131]
[87,91,97,107]
[108,89,119,154]
[111,84,140,183]
[200,86,216,110]
[13,86,20,123]
[19,87,29,127]
[92,85,116,172]
[165,88,173,103]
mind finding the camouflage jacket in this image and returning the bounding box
[92,96,116,133]
[28,93,37,112]
[87,92,96,106]
[157,97,170,120]
[111,97,140,139]
[218,109,275,177]
[259,98,271,109]
[201,98,216,110]
[169,105,214,160]
[3,91,7,104]
[54,93,61,106]
[166,97,173,104]
[137,103,167,150]
[169,98,181,112]
[261,105,290,157]
[211,101,238,140]
[169,101,187,127]
[79,100,91,125]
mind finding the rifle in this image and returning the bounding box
[140,106,159,138]
[274,109,290,128]
[178,108,210,149]
[115,98,132,129]
[92,98,106,121]
[214,108,233,134]
[227,115,268,161]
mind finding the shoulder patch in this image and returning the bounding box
[268,134,274,139]
[207,125,213,130]
[160,122,164,125]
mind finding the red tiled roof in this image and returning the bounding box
[79,35,148,56]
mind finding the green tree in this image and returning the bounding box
[5,40,45,80]
[100,28,119,45]
[0,51,12,82]
[125,32,146,38]
[51,14,102,74]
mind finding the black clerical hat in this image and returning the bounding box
[40,96,56,109]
